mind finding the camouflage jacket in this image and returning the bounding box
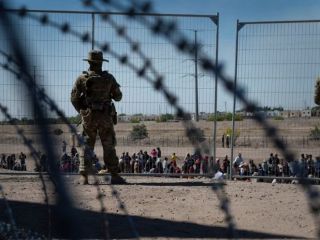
[315,78,320,106]
[70,70,122,113]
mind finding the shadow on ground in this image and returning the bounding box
[126,181,218,187]
[93,180,216,187]
[0,200,303,239]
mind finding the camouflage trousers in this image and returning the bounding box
[79,109,118,175]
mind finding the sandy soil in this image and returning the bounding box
[0,174,318,239]
[0,119,319,239]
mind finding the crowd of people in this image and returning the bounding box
[0,144,79,173]
[117,148,213,175]
[0,152,27,171]
[59,144,80,173]
[232,152,320,178]
[115,149,320,181]
[2,144,320,181]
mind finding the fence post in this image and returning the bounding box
[91,13,95,50]
[266,136,268,148]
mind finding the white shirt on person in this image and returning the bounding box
[233,155,244,166]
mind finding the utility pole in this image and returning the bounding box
[194,30,199,122]
[33,65,37,122]
[91,13,95,50]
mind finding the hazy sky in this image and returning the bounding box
[2,0,320,118]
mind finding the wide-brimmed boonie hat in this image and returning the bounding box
[83,50,109,62]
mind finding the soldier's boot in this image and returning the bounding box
[79,146,93,185]
[80,172,89,185]
[105,151,126,184]
[110,173,126,185]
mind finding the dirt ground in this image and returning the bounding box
[0,119,319,239]
[0,173,318,239]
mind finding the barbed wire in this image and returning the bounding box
[0,7,140,238]
[0,48,142,239]
[6,4,217,236]
[0,2,86,237]
[211,182,236,238]
[81,1,236,236]
[0,100,52,239]
[108,183,140,239]
[96,0,320,237]
[82,0,167,81]
[4,4,234,237]
[10,7,209,154]
[0,49,143,239]
[0,53,114,239]
[2,0,320,238]
[100,0,295,161]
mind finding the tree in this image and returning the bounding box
[130,117,140,123]
[207,114,225,121]
[157,113,174,122]
[130,124,148,140]
[310,125,320,140]
[67,115,81,124]
[207,113,243,121]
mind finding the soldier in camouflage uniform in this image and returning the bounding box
[71,50,126,184]
[315,77,320,106]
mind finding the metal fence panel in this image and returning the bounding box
[232,20,320,175]
[0,9,218,174]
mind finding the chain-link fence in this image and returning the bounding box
[0,8,219,176]
[231,19,320,179]
[1,0,320,239]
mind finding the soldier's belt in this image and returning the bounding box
[88,102,111,112]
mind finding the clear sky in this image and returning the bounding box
[2,0,320,119]
[8,0,320,75]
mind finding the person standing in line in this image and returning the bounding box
[222,134,225,148]
[226,134,230,148]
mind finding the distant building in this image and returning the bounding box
[118,114,130,122]
[199,112,210,120]
[313,109,320,117]
[280,110,301,118]
[237,111,246,117]
[280,111,290,118]
[289,110,301,118]
[301,109,311,118]
[244,112,254,118]
[266,110,281,117]
[144,114,158,121]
